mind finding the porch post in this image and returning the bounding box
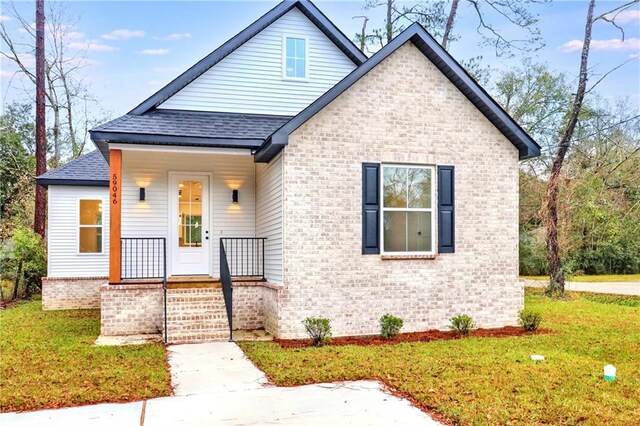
[109,149,122,284]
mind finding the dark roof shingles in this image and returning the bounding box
[36,150,109,186]
[91,110,292,140]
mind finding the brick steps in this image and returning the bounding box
[165,287,230,344]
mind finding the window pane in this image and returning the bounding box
[295,58,305,78]
[286,37,296,58]
[178,180,203,247]
[383,167,407,207]
[408,168,432,208]
[80,200,102,225]
[383,211,406,252]
[296,38,305,57]
[407,211,432,252]
[79,227,102,253]
[285,58,295,77]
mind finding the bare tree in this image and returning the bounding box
[34,0,46,238]
[545,0,639,296]
[0,1,101,166]
[360,0,545,58]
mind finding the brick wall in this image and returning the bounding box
[99,282,281,341]
[100,284,163,336]
[42,277,105,310]
[278,42,522,338]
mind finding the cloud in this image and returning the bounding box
[154,32,191,41]
[561,37,640,52]
[629,53,640,59]
[605,9,640,24]
[69,39,117,52]
[146,80,164,86]
[138,49,169,55]
[0,70,15,78]
[0,15,11,22]
[102,29,145,40]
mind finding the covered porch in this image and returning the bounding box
[89,110,285,344]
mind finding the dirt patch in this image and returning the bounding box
[274,326,550,349]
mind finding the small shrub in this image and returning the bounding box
[519,310,542,332]
[448,314,475,337]
[302,317,331,347]
[380,314,403,339]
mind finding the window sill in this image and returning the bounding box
[381,254,437,260]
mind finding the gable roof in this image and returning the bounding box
[255,22,541,162]
[128,0,367,116]
[36,150,109,188]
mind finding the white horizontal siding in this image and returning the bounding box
[47,186,110,278]
[159,8,357,116]
[256,153,283,283]
[121,150,256,277]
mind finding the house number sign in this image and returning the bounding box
[111,173,118,205]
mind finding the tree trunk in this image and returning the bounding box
[34,0,46,239]
[12,260,23,300]
[442,0,460,49]
[545,0,595,296]
[358,16,369,53]
[386,0,393,43]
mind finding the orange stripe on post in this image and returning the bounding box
[109,149,122,284]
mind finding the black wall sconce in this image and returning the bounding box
[139,187,146,202]
[232,189,239,204]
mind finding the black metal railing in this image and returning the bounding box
[219,240,234,341]
[220,237,267,279]
[121,237,168,344]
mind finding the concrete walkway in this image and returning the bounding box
[522,279,640,296]
[1,342,442,425]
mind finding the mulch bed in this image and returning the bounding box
[274,326,550,349]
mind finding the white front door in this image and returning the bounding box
[169,173,210,275]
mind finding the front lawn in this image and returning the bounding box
[521,274,640,282]
[0,300,172,412]
[240,289,640,425]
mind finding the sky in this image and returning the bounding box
[1,0,639,120]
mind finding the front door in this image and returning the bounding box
[170,173,210,275]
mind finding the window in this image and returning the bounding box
[381,165,434,254]
[79,199,103,253]
[178,180,203,247]
[283,36,307,79]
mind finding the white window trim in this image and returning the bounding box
[380,164,436,256]
[281,34,309,82]
[77,198,105,255]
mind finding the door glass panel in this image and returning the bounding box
[178,180,203,247]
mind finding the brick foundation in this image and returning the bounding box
[100,283,163,336]
[98,281,282,342]
[42,277,105,310]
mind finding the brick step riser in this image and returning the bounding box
[163,288,229,343]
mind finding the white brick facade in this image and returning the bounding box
[276,42,522,338]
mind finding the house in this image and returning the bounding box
[36,0,540,344]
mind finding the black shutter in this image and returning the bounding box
[438,165,455,253]
[362,163,380,254]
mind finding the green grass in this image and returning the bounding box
[240,289,640,426]
[521,274,640,282]
[0,301,172,412]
